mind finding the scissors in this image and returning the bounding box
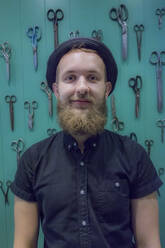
[149,51,165,112]
[156,119,165,143]
[91,30,103,42]
[26,26,41,71]
[129,132,138,142]
[128,76,142,118]
[109,4,128,60]
[40,82,53,117]
[155,8,165,29]
[47,9,64,49]
[145,139,154,157]
[24,101,38,129]
[47,128,57,136]
[69,30,79,38]
[0,42,11,81]
[134,25,144,61]
[5,95,17,131]
[11,138,25,166]
[158,167,165,176]
[0,180,12,205]
[111,95,124,132]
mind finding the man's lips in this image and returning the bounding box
[70,99,92,107]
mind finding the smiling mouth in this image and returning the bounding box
[70,99,91,108]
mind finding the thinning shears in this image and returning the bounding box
[47,9,64,49]
[149,51,165,113]
[109,4,128,60]
[0,42,11,81]
[134,24,144,61]
[156,8,165,29]
[40,82,53,117]
[111,95,124,132]
[26,26,41,71]
[11,138,25,166]
[128,75,142,118]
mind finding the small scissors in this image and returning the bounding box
[26,26,41,71]
[24,101,38,129]
[47,9,64,49]
[156,119,165,143]
[155,8,165,29]
[129,132,138,142]
[0,42,11,81]
[134,25,144,61]
[149,51,165,113]
[69,30,79,38]
[40,82,53,117]
[145,139,154,157]
[0,180,12,205]
[47,128,57,136]
[111,95,124,132]
[5,95,17,131]
[91,30,103,42]
[128,76,142,118]
[109,4,128,60]
[11,138,25,166]
[158,167,165,176]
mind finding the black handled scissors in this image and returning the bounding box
[156,119,165,143]
[11,138,25,166]
[91,30,103,42]
[47,9,64,49]
[111,95,124,132]
[40,82,53,117]
[69,30,79,39]
[128,76,142,118]
[129,132,138,142]
[155,8,165,29]
[145,139,154,157]
[5,95,17,131]
[134,24,144,61]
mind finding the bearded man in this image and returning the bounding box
[11,38,163,248]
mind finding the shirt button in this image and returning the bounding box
[68,144,71,150]
[115,182,120,187]
[80,161,84,166]
[73,142,77,146]
[82,220,87,226]
[93,143,96,147]
[80,189,85,195]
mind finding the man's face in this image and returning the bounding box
[53,49,112,136]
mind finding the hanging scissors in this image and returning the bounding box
[69,30,80,39]
[47,128,57,136]
[24,101,38,129]
[149,51,165,113]
[0,180,12,205]
[128,76,142,118]
[134,24,144,61]
[26,26,41,71]
[40,82,53,117]
[155,8,165,29]
[109,4,128,60]
[47,9,64,49]
[0,42,11,81]
[145,139,154,157]
[91,30,103,42]
[111,95,124,132]
[156,119,165,143]
[5,95,17,131]
[129,132,138,142]
[11,138,25,166]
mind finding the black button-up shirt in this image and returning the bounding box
[11,130,163,248]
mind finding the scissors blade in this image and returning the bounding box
[33,48,38,71]
[156,65,163,112]
[9,102,14,131]
[121,22,128,60]
[48,95,53,117]
[6,59,10,81]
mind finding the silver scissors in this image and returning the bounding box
[11,138,25,166]
[109,4,128,60]
[47,128,57,136]
[149,51,165,113]
[91,30,103,42]
[128,76,142,118]
[0,42,11,81]
[24,101,38,129]
[134,25,144,61]
[69,30,79,38]
[40,82,53,117]
[26,26,41,71]
[156,119,165,143]
[145,139,154,157]
[156,8,165,29]
[5,95,17,131]
[111,95,124,132]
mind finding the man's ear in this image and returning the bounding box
[52,82,59,98]
[105,82,112,98]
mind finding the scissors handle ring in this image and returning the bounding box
[109,8,118,21]
[5,95,16,103]
[134,24,144,32]
[24,101,30,109]
[32,101,38,109]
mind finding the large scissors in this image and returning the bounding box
[40,82,53,117]
[134,25,144,61]
[145,139,154,157]
[91,30,103,42]
[111,95,124,132]
[109,4,128,60]
[0,42,11,81]
[11,138,25,166]
[26,26,41,71]
[149,51,165,113]
[47,9,64,49]
[128,75,142,118]
[155,8,165,29]
[24,101,38,129]
[156,119,165,143]
[5,95,17,131]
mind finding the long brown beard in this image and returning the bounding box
[57,98,107,136]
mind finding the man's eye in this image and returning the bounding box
[88,75,98,81]
[65,75,76,82]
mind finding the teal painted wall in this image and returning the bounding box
[0,0,164,247]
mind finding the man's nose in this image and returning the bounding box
[75,77,90,96]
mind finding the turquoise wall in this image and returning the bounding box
[0,0,164,247]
